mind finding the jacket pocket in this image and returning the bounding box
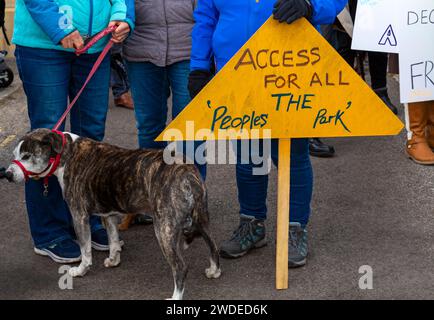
[136,0,161,26]
[166,0,194,24]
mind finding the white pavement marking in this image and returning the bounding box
[0,135,16,148]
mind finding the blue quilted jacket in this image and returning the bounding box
[191,0,347,71]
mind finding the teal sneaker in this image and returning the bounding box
[220,215,267,259]
[288,222,308,268]
[91,229,110,251]
[34,238,81,264]
[91,229,124,251]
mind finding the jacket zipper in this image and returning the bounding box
[88,0,94,37]
[248,0,261,38]
[162,0,169,65]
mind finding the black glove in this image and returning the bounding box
[188,70,212,99]
[273,0,313,24]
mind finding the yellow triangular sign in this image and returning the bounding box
[157,17,403,141]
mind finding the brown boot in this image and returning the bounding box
[426,101,434,149]
[406,101,434,165]
[114,92,134,110]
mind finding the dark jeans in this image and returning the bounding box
[235,139,313,227]
[337,30,388,90]
[126,60,206,179]
[15,45,109,248]
[110,45,130,98]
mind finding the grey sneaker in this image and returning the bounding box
[288,222,308,268]
[220,215,267,259]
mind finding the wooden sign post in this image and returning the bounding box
[157,17,404,290]
[276,138,290,289]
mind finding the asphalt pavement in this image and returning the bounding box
[0,58,433,300]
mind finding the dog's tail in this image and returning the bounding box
[193,182,209,226]
[183,170,209,244]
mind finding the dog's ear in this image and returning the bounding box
[43,132,63,154]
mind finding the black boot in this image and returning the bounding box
[133,214,153,225]
[374,88,398,115]
[309,138,335,158]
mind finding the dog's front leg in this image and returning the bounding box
[103,215,122,268]
[69,214,92,277]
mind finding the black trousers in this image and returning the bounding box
[336,30,388,90]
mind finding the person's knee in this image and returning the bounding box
[236,163,255,178]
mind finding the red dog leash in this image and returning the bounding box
[10,26,117,195]
[52,25,117,131]
[75,25,117,56]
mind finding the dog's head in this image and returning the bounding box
[6,128,65,183]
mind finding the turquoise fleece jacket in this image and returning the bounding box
[13,0,134,53]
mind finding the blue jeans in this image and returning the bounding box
[236,139,313,227]
[126,60,206,179]
[15,45,109,248]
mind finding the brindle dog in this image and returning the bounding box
[5,128,221,300]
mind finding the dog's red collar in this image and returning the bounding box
[13,130,66,196]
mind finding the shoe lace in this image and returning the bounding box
[289,228,299,248]
[53,239,73,249]
[230,220,254,242]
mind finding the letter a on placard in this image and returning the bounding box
[378,25,397,47]
[157,18,403,141]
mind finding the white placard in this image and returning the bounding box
[398,1,434,103]
[351,0,400,53]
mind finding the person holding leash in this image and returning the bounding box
[12,0,134,263]
[123,0,206,180]
[189,0,347,266]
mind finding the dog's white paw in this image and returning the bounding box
[104,255,120,268]
[68,265,89,277]
[205,266,222,279]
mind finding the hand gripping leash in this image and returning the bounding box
[52,25,117,131]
